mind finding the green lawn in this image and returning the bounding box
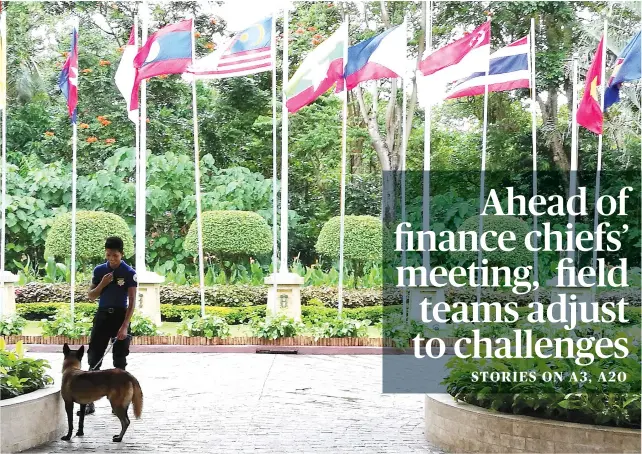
[23,321,383,337]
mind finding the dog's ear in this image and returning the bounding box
[77,345,85,360]
[63,343,70,356]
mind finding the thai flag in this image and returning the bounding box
[446,35,531,99]
[58,25,79,123]
[339,21,407,91]
[130,19,193,110]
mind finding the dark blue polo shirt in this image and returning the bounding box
[92,260,137,308]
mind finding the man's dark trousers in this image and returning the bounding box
[87,307,131,370]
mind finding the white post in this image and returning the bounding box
[271,10,278,296]
[133,15,141,273]
[529,18,539,302]
[592,22,607,274]
[0,9,6,316]
[137,3,148,275]
[568,55,579,265]
[337,20,349,317]
[70,17,79,323]
[400,17,408,321]
[190,19,206,317]
[475,18,491,305]
[280,5,290,274]
[422,0,432,272]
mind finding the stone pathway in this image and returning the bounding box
[23,352,445,453]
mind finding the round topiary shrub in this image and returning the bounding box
[44,210,134,261]
[184,210,272,282]
[455,215,532,268]
[315,215,383,287]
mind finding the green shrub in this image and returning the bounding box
[160,304,265,324]
[250,315,304,339]
[44,210,134,261]
[40,307,93,338]
[177,315,231,338]
[0,340,54,399]
[310,317,371,339]
[315,215,383,287]
[0,314,27,335]
[184,211,272,282]
[130,312,160,336]
[17,302,97,320]
[455,215,532,268]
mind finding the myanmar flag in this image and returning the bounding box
[576,37,604,135]
[286,22,347,113]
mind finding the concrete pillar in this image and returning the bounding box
[0,271,19,317]
[135,270,164,325]
[264,273,304,322]
[409,276,448,331]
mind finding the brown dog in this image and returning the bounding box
[60,343,143,442]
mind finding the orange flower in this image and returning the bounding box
[117,46,125,53]
[105,138,116,144]
[295,28,304,35]
[308,26,317,32]
[44,131,55,137]
[157,74,168,79]
[82,68,92,74]
[62,51,69,58]
[313,34,322,40]
[205,42,215,50]
[96,115,105,121]
[99,60,111,66]
[146,118,150,123]
[194,32,201,38]
[210,18,217,25]
[101,120,112,126]
[79,123,89,129]
[86,136,98,143]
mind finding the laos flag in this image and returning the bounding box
[130,19,192,110]
[58,25,78,123]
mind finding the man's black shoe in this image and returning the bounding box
[77,402,95,416]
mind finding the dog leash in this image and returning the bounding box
[88,335,131,371]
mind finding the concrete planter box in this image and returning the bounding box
[1,385,66,453]
[425,393,641,453]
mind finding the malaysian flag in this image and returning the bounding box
[446,35,531,99]
[184,16,273,80]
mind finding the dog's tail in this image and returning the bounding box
[130,376,143,419]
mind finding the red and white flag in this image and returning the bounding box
[115,25,138,123]
[417,22,491,105]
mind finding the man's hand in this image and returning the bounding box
[100,273,113,287]
[116,325,128,341]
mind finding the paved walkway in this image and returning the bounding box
[24,352,445,453]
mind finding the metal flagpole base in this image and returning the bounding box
[0,271,19,316]
[136,270,164,325]
[264,273,304,322]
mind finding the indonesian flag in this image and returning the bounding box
[576,37,604,135]
[115,25,138,123]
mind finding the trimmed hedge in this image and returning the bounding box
[14,282,642,308]
[315,215,383,263]
[44,210,134,260]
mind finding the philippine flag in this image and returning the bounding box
[417,22,490,105]
[339,21,407,91]
[130,19,193,110]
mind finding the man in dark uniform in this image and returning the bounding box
[81,236,137,415]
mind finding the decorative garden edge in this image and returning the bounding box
[1,335,461,347]
[425,393,641,454]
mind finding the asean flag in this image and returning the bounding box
[576,37,604,135]
[130,19,193,110]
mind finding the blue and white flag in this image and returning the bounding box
[446,35,530,99]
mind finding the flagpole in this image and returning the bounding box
[133,15,142,275]
[190,19,206,317]
[337,19,348,317]
[0,9,7,316]
[280,4,289,274]
[568,55,579,264]
[270,10,278,297]
[422,0,432,273]
[529,17,539,302]
[475,17,491,305]
[138,1,148,276]
[70,17,79,324]
[401,74,408,322]
[591,21,607,300]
